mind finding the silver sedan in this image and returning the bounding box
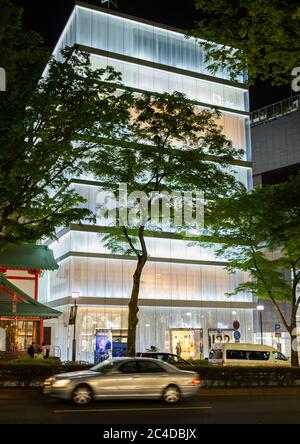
[43,357,200,405]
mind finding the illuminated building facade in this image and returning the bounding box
[40,2,260,362]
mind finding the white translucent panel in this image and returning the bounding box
[108,15,124,54]
[229,165,250,187]
[181,38,197,72]
[153,29,169,65]
[91,8,108,51]
[196,79,212,104]
[77,7,92,47]
[89,53,247,112]
[46,257,251,303]
[215,113,247,156]
[182,77,197,101]
[153,69,169,93]
[168,72,183,94]
[123,20,139,58]
[138,25,154,62]
[75,5,245,83]
[48,232,71,260]
[211,83,224,108]
[139,66,154,90]
[48,259,71,301]
[54,230,224,263]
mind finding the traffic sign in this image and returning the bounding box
[275,323,281,331]
[234,331,241,340]
[275,332,282,338]
[233,320,240,330]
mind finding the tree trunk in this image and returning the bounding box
[127,255,147,356]
[289,311,299,367]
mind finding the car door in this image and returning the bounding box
[136,360,169,397]
[114,360,141,398]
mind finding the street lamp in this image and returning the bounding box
[257,305,264,344]
[71,292,79,362]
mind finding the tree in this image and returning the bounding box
[191,0,300,85]
[201,176,300,366]
[0,1,132,248]
[89,91,243,356]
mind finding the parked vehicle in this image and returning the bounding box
[208,343,290,366]
[136,352,190,366]
[43,357,200,405]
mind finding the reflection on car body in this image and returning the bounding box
[43,357,200,405]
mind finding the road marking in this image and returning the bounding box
[54,406,212,414]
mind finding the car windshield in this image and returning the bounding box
[90,360,117,373]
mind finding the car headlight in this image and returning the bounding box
[52,379,71,388]
[44,377,56,386]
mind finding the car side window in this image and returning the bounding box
[273,351,287,360]
[119,361,139,374]
[138,361,166,373]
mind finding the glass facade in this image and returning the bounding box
[42,4,254,362]
[54,6,244,84]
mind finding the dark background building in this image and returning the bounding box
[251,96,300,185]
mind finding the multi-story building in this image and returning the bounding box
[39,1,256,362]
[250,96,300,353]
[251,95,300,185]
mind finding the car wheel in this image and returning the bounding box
[72,384,93,405]
[163,385,181,403]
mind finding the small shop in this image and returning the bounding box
[0,273,61,358]
[0,244,60,359]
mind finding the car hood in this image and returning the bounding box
[55,370,97,379]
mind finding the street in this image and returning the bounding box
[1,388,300,424]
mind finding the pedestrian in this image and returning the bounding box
[27,342,36,358]
[42,342,50,359]
[175,341,182,356]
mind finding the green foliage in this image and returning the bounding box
[0,0,132,249]
[178,365,300,387]
[90,90,243,256]
[191,0,300,85]
[0,359,91,387]
[196,175,300,343]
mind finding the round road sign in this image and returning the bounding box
[234,331,241,340]
[233,320,240,330]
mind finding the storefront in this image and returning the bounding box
[0,245,60,358]
[0,272,61,358]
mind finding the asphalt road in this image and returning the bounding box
[1,388,300,425]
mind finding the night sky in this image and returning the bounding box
[13,0,291,111]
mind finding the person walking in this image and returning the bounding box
[42,342,50,359]
[175,341,182,356]
[27,342,36,358]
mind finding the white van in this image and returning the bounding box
[208,343,290,366]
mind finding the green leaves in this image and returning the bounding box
[0,2,131,248]
[201,175,300,329]
[191,0,300,85]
